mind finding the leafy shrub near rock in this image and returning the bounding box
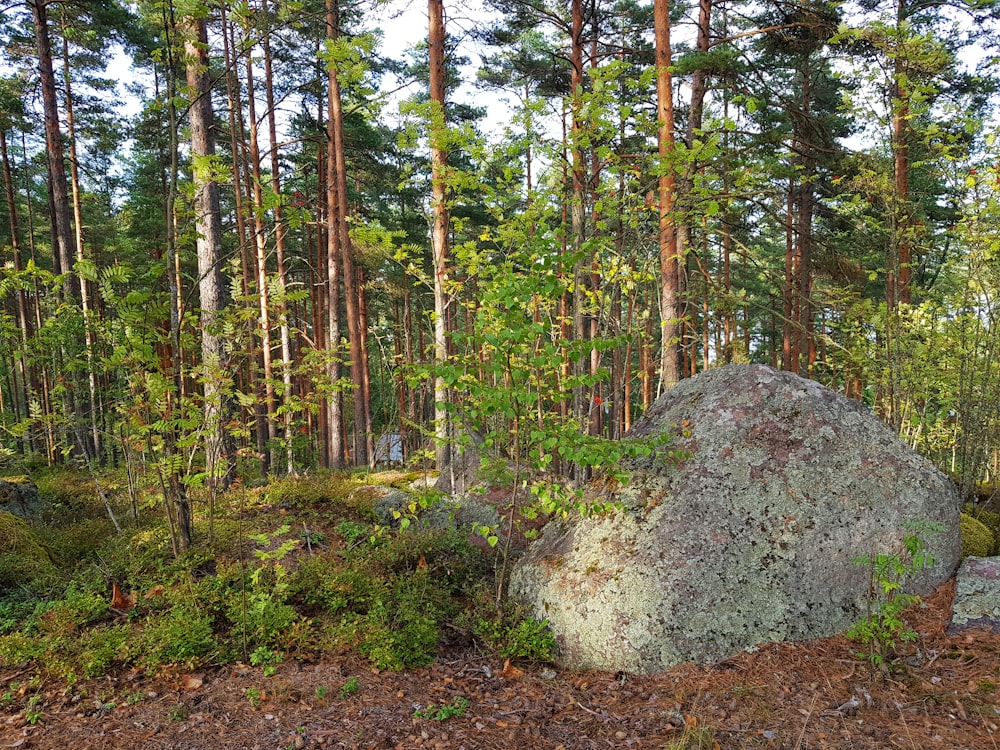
[960,513,994,558]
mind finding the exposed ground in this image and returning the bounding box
[2,580,999,750]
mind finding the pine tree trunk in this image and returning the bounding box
[325,0,345,469]
[260,0,297,475]
[428,0,451,476]
[1,128,35,454]
[59,14,102,462]
[244,54,279,471]
[31,0,74,302]
[221,6,268,474]
[186,15,233,489]
[327,0,372,466]
[654,0,680,391]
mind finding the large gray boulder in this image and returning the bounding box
[510,365,961,673]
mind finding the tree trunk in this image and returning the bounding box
[221,6,268,474]
[186,15,233,489]
[654,0,680,391]
[892,0,911,308]
[30,0,74,302]
[59,12,102,462]
[428,0,450,476]
[325,0,345,469]
[163,5,191,553]
[327,0,372,466]
[570,0,587,430]
[1,127,35,454]
[260,0,296,475]
[244,52,279,472]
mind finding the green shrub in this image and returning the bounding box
[226,590,300,651]
[287,554,387,614]
[475,612,556,662]
[0,513,57,590]
[961,513,994,558]
[0,596,35,635]
[78,624,129,679]
[134,602,217,671]
[33,468,97,510]
[33,518,118,565]
[356,569,456,670]
[358,597,438,671]
[31,586,108,638]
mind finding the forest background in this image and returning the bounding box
[3,0,1000,550]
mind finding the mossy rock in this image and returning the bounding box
[0,476,44,520]
[964,504,1000,555]
[0,512,58,589]
[961,512,995,559]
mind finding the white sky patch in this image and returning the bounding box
[373,0,515,136]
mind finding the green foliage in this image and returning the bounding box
[33,468,98,511]
[474,606,555,662]
[338,676,359,699]
[23,694,43,725]
[357,578,443,671]
[848,522,943,670]
[0,583,129,684]
[265,474,362,511]
[963,504,1000,555]
[414,696,468,721]
[249,645,282,676]
[0,464,488,682]
[960,513,994,559]
[0,513,58,591]
[133,601,217,671]
[244,686,262,708]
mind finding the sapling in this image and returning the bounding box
[848,521,944,671]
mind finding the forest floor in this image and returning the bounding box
[2,580,999,750]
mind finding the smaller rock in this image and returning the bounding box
[408,474,437,492]
[435,432,484,495]
[370,486,417,526]
[949,557,1000,633]
[0,477,44,520]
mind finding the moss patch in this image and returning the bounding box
[960,513,994,559]
[0,512,58,589]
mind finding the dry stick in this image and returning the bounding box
[897,702,918,750]
[794,693,818,750]
[979,704,1000,750]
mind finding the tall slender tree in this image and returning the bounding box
[185,12,232,489]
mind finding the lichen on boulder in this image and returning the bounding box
[510,365,962,674]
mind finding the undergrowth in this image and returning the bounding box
[0,468,555,686]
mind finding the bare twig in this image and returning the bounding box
[794,693,818,750]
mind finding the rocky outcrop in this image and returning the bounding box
[0,477,44,520]
[435,432,484,495]
[510,365,961,673]
[950,557,1000,634]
